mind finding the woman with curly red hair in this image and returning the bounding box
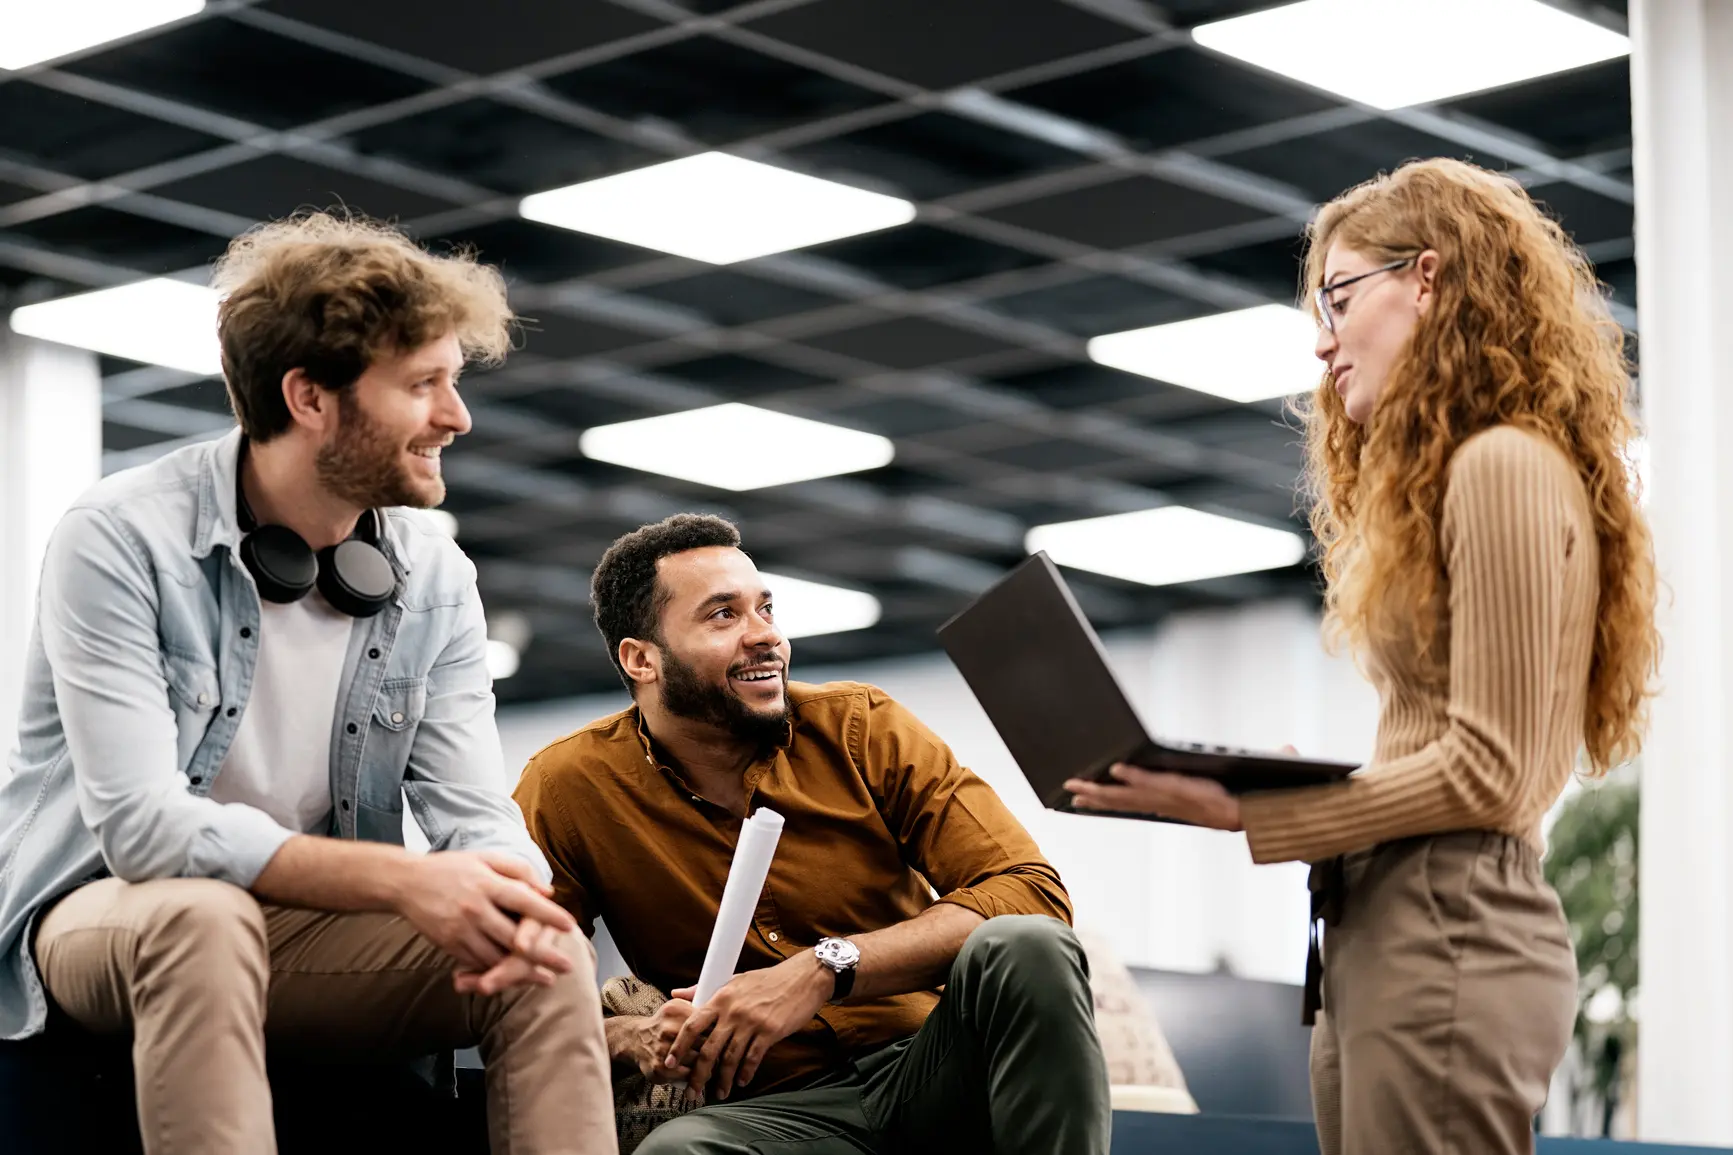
[1066,157,1659,1153]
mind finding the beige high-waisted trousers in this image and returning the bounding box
[1310,832,1577,1155]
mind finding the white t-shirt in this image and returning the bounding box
[210,590,354,834]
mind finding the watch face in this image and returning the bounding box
[817,938,860,969]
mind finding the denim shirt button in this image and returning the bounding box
[391,712,405,724]
[346,723,358,734]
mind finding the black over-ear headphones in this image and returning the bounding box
[235,446,400,618]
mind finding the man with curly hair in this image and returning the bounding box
[515,514,1112,1154]
[0,214,614,1153]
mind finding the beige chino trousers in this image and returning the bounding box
[1310,832,1577,1155]
[34,877,616,1155]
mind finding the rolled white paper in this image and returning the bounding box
[693,807,785,1007]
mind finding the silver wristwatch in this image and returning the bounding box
[813,937,861,1001]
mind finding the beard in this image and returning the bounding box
[315,390,441,509]
[658,646,790,749]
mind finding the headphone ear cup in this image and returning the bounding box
[315,539,399,618]
[240,525,318,604]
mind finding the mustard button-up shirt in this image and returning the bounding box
[514,679,1072,1097]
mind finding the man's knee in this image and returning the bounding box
[567,929,599,975]
[497,930,600,1017]
[549,930,598,991]
[958,915,1084,981]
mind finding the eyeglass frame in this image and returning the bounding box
[1314,256,1417,334]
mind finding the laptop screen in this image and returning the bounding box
[937,552,1149,805]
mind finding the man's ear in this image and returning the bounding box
[618,637,659,690]
[282,368,337,434]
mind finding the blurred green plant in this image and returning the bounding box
[1543,772,1638,1136]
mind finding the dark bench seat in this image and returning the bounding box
[0,1029,479,1154]
[1109,1112,1732,1154]
[7,1038,1724,1155]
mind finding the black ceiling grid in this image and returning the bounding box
[0,0,1635,702]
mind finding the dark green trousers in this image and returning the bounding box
[635,915,1111,1155]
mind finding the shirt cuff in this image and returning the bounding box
[186,803,298,887]
[451,827,554,886]
[937,875,1070,924]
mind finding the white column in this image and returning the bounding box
[0,330,102,752]
[1630,0,1733,1142]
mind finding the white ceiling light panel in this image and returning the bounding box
[1,1,206,70]
[520,152,917,264]
[1087,304,1320,403]
[485,611,532,681]
[761,572,882,639]
[1027,506,1307,587]
[485,640,522,680]
[1191,0,1628,110]
[8,278,223,376]
[579,403,895,490]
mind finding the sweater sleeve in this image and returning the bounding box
[1240,427,1584,864]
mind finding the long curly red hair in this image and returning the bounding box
[1297,158,1657,772]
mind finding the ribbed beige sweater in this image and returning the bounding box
[1241,425,1599,865]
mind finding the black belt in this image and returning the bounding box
[1303,856,1346,1026]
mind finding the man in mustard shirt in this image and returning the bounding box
[515,513,1111,1153]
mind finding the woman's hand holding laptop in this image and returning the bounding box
[1063,745,1300,830]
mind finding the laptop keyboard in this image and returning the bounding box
[1180,740,1267,758]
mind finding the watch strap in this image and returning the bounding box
[831,960,856,1001]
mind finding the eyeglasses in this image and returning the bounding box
[1314,257,1415,334]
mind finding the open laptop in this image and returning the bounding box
[937,552,1356,816]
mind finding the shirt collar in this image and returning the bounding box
[629,700,797,771]
[632,707,660,769]
[192,428,245,560]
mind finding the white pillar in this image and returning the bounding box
[0,330,102,752]
[1630,0,1733,1142]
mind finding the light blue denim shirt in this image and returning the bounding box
[0,428,549,1039]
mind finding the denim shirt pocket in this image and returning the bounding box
[161,650,222,777]
[358,677,427,841]
[372,677,428,735]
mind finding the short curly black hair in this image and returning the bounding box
[591,513,743,690]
